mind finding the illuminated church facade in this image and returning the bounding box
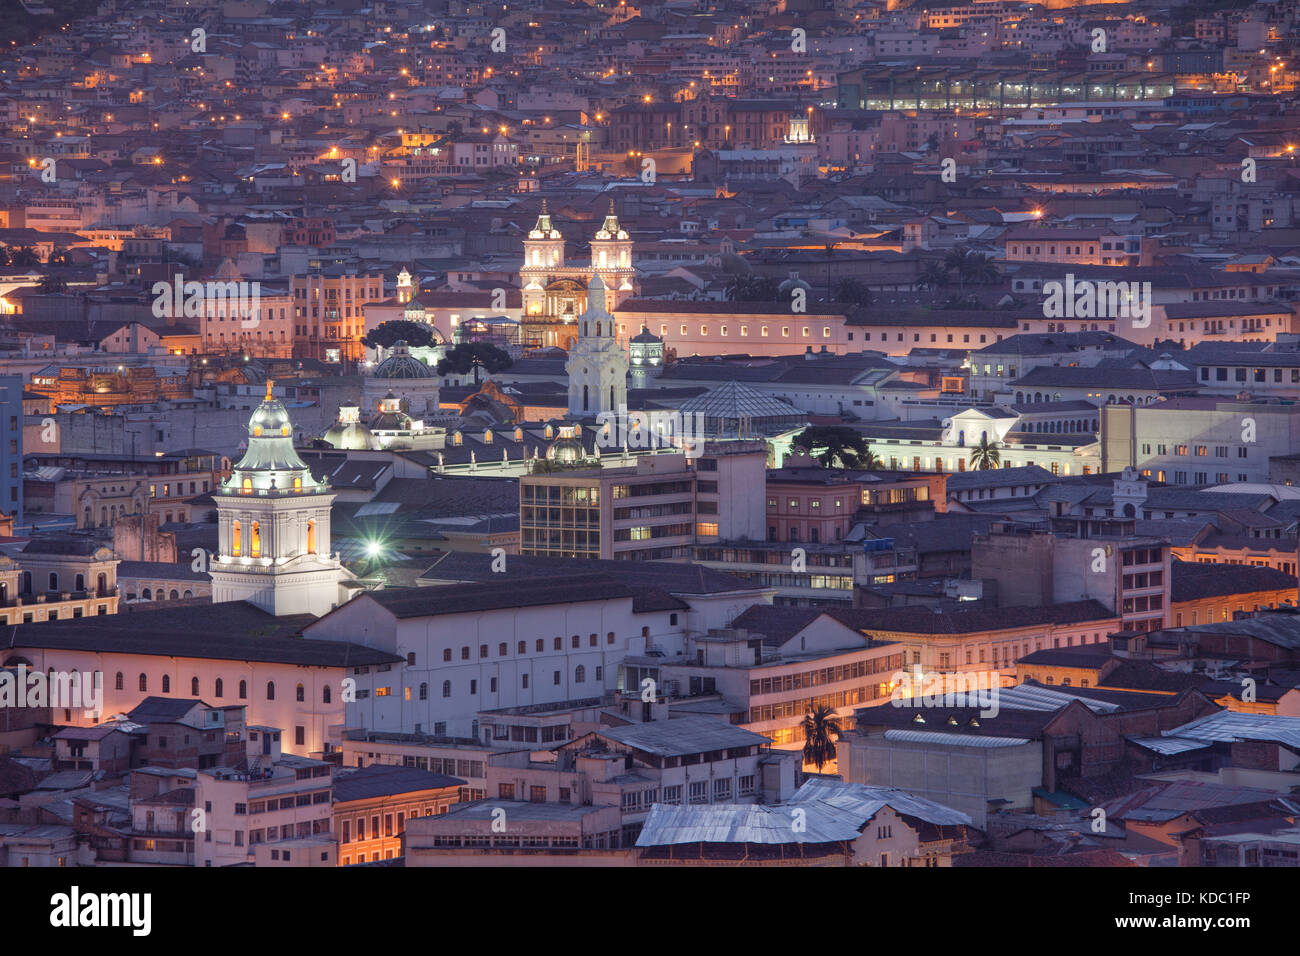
[520,200,637,350]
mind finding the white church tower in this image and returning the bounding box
[209,381,350,616]
[566,275,627,418]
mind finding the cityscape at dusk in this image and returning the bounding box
[0,0,1296,915]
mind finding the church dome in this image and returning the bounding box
[528,199,562,240]
[225,381,324,494]
[323,402,373,450]
[594,200,629,240]
[374,340,434,379]
[546,425,586,463]
[631,325,662,344]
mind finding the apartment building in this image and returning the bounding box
[340,730,490,802]
[199,286,293,358]
[127,768,198,866]
[405,801,630,866]
[333,764,463,865]
[290,269,385,363]
[194,727,334,867]
[125,697,246,770]
[1101,397,1300,483]
[658,617,906,752]
[488,714,794,846]
[519,445,765,561]
[973,514,1172,634]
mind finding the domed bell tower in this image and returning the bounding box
[210,381,349,616]
[566,276,628,418]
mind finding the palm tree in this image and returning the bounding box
[969,435,1001,470]
[833,277,871,307]
[944,246,970,290]
[915,261,948,304]
[801,705,842,772]
[963,251,999,285]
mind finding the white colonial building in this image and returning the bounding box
[209,382,354,617]
[566,276,629,419]
[303,567,772,740]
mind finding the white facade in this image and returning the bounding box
[6,646,347,756]
[1101,400,1299,484]
[566,276,628,418]
[304,582,772,739]
[194,733,334,867]
[210,383,350,616]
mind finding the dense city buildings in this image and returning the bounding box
[0,0,1299,893]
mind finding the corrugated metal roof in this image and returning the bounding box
[995,683,1121,713]
[1127,735,1211,756]
[883,729,1032,749]
[792,779,973,826]
[597,715,768,757]
[635,802,862,846]
[1162,710,1300,750]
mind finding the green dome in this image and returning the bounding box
[223,382,327,495]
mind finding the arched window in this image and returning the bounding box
[498,643,507,656]
[215,678,224,698]
[296,683,305,702]
[115,672,123,691]
[170,590,179,600]
[242,477,252,494]
[266,681,275,701]
[323,685,332,704]
[75,574,84,592]
[49,573,58,591]
[441,681,451,698]
[238,680,246,699]
[575,665,585,683]
[97,573,106,596]
[138,673,148,692]
[251,521,261,558]
[162,675,170,693]
[419,683,428,700]
[307,519,317,554]
[517,640,526,654]
[142,588,152,600]
[191,677,200,695]
[582,384,589,411]
[232,520,241,556]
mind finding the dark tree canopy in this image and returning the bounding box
[725,274,782,302]
[436,342,513,384]
[361,319,437,350]
[791,425,880,470]
[833,278,872,307]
